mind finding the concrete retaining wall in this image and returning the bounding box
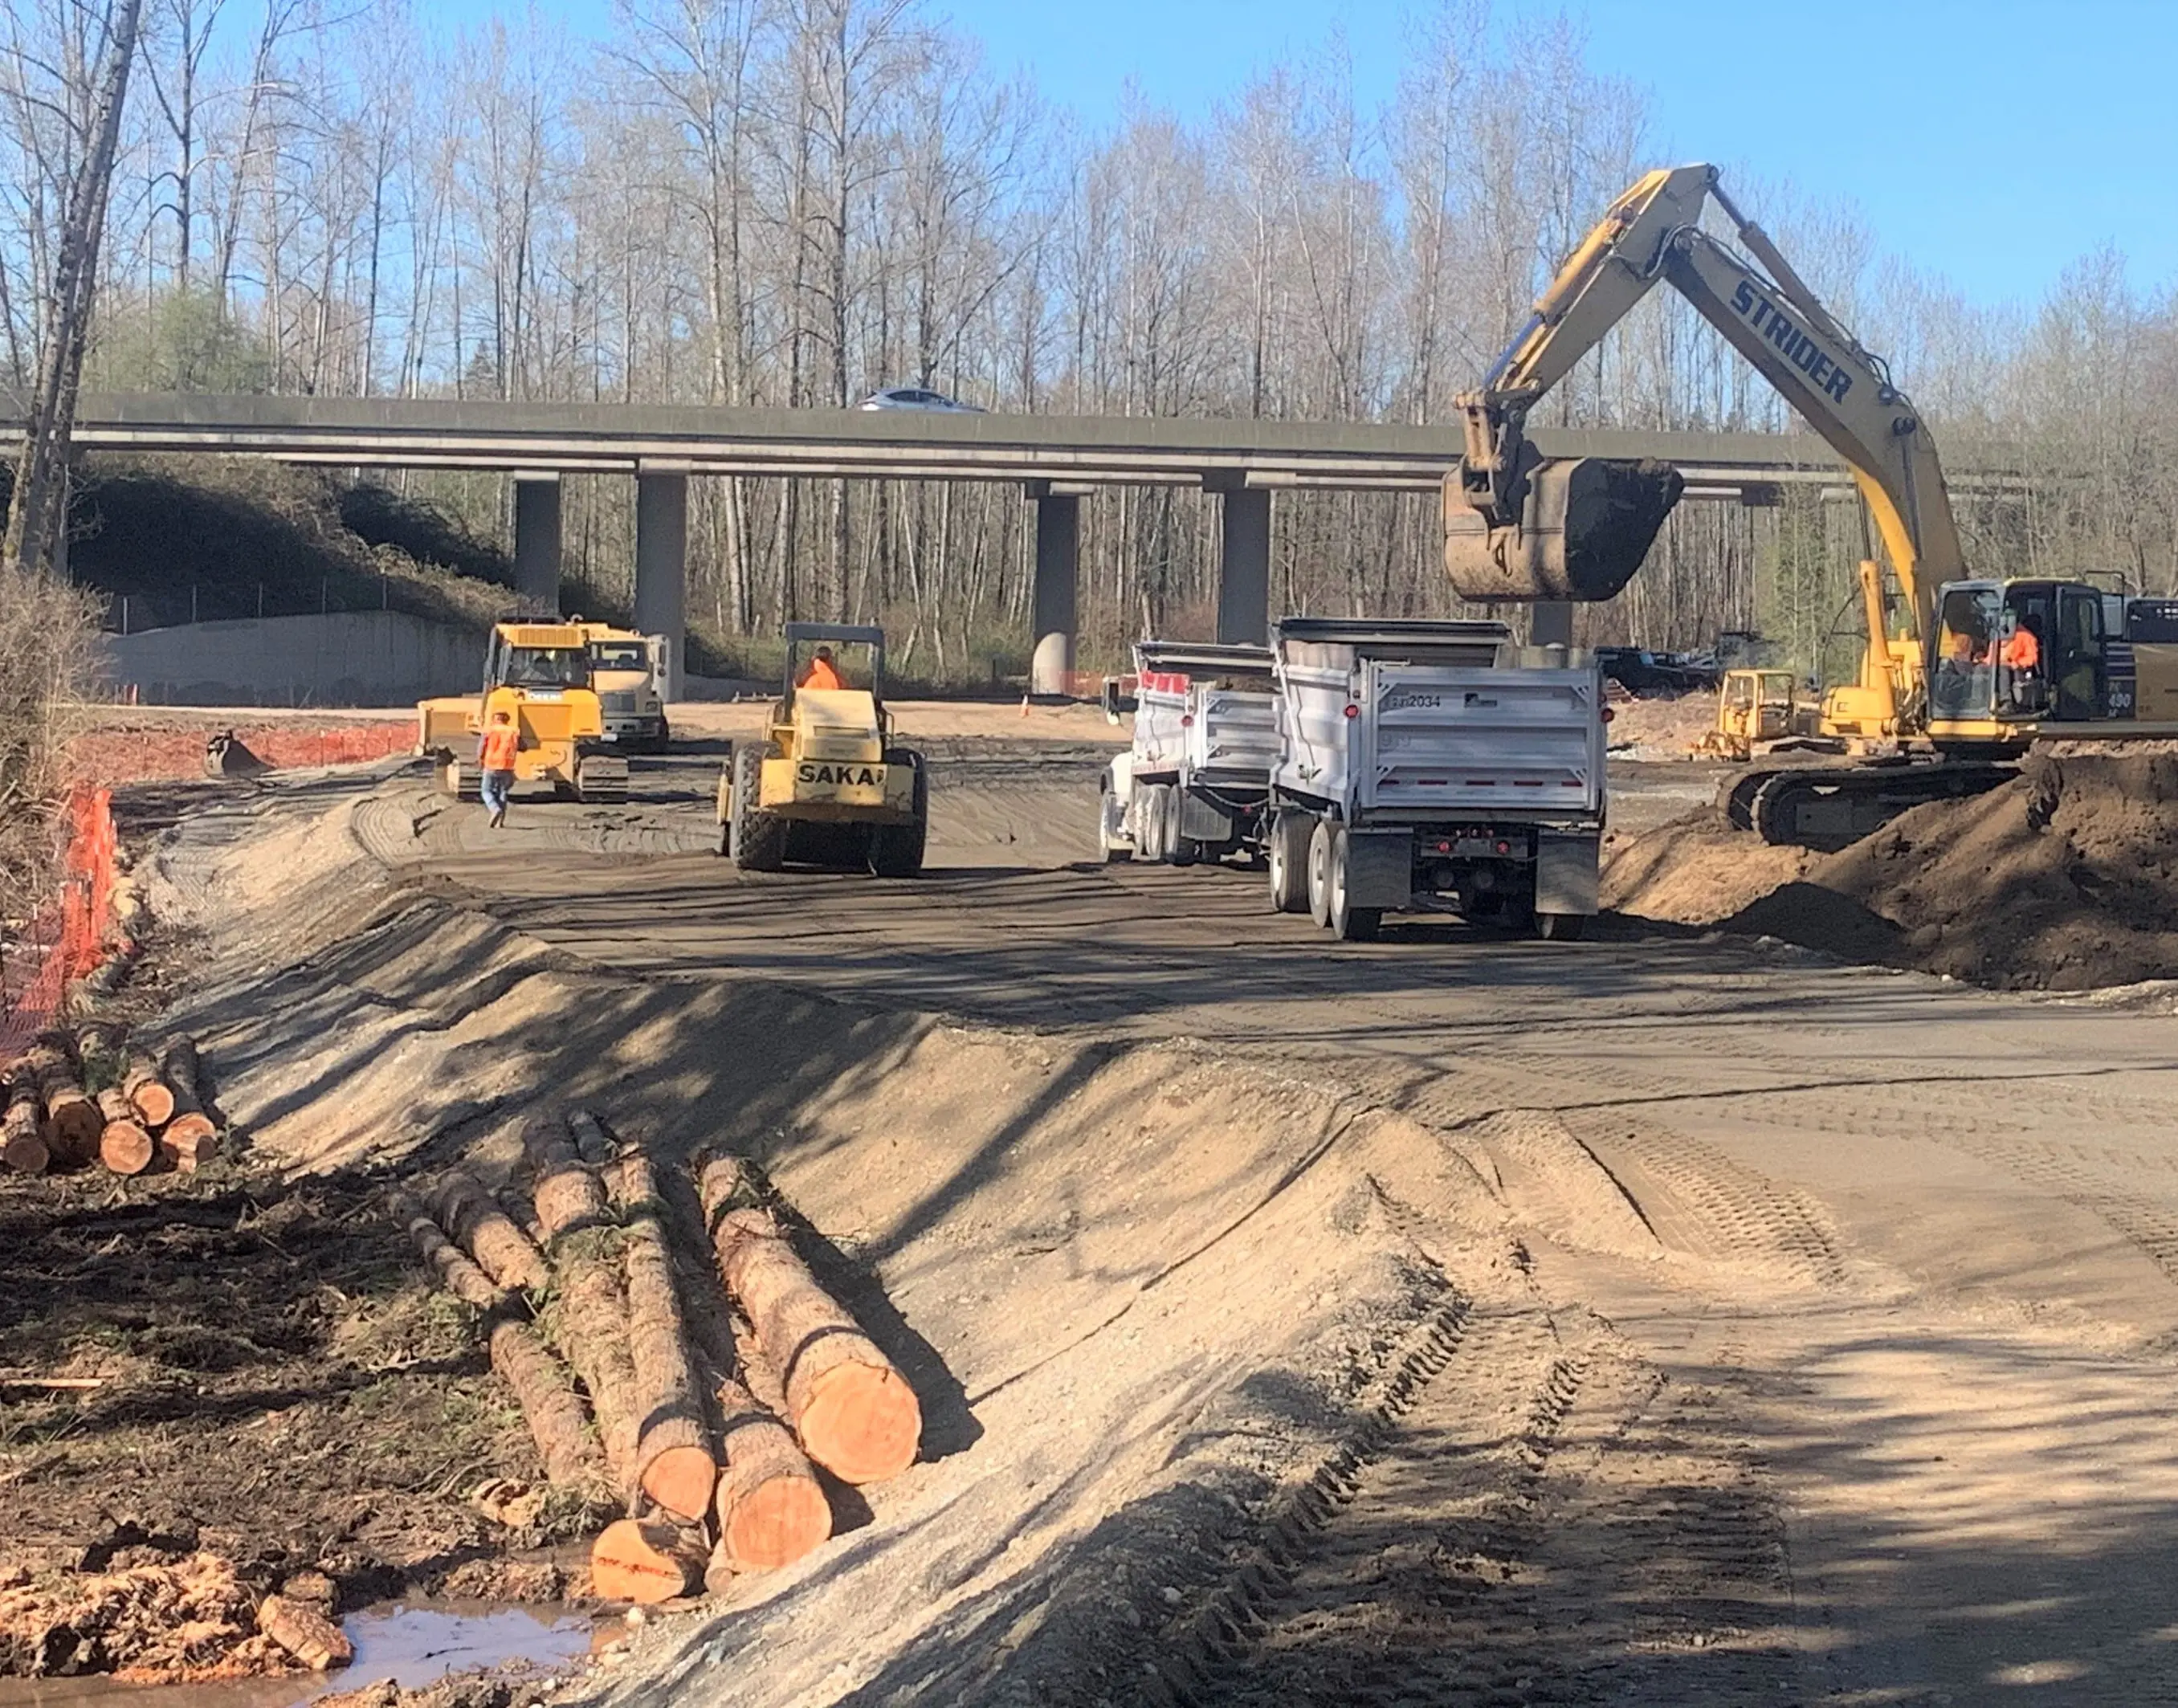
[100,611,487,707]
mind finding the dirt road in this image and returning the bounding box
[153,739,2178,1706]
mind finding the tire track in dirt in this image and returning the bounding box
[1155,1297,1801,1706]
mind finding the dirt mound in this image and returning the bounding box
[1601,809,1811,924]
[1809,748,2178,989]
[1605,750,2178,991]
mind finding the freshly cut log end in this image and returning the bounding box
[96,1087,155,1176]
[256,1593,354,1669]
[797,1363,921,1486]
[123,1053,176,1127]
[639,1443,718,1527]
[1442,456,1684,603]
[158,1121,219,1172]
[719,1470,830,1572]
[589,1518,706,1604]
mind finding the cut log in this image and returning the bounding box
[588,1518,706,1604]
[26,1036,100,1163]
[526,1137,640,1494]
[567,1107,618,1167]
[606,1151,717,1524]
[711,1376,830,1574]
[390,1190,504,1311]
[158,1123,218,1172]
[696,1156,922,1486]
[429,1171,549,1292]
[487,1318,610,1498]
[121,1051,175,1127]
[390,1192,609,1497]
[158,1037,219,1156]
[524,1111,610,1237]
[95,1086,155,1175]
[75,1019,127,1066]
[2,1072,49,1175]
[256,1593,353,1669]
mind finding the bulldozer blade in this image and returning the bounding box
[1442,457,1685,602]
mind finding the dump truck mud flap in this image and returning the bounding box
[1344,828,1414,910]
[1535,829,1601,915]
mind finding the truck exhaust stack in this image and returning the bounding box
[1442,456,1685,603]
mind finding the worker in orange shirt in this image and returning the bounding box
[797,645,845,692]
[479,707,520,829]
[2001,618,2041,711]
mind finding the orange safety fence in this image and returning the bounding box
[0,787,117,1058]
[71,719,416,785]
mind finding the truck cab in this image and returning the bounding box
[576,623,671,753]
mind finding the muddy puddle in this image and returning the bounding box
[0,1604,593,1708]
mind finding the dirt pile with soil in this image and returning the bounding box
[1605,749,2178,991]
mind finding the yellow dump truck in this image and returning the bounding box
[417,621,630,804]
[575,622,671,753]
[717,623,926,875]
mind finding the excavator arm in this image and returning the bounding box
[1449,163,1968,732]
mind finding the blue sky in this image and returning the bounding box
[446,0,2177,309]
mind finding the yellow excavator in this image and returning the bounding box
[1444,161,2173,849]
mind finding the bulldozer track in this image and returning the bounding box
[1560,1112,1848,1288]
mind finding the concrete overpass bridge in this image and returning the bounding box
[32,393,1878,692]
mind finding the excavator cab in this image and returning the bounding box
[1929,580,2110,728]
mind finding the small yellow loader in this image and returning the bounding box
[716,623,927,876]
[417,620,630,804]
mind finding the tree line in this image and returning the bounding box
[4,0,2176,684]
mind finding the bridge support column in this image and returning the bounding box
[1030,487,1080,696]
[635,465,687,700]
[1217,487,1270,646]
[512,475,561,613]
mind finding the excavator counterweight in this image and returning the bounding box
[1442,455,1685,603]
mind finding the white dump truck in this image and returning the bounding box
[1263,617,1608,942]
[1098,641,1281,865]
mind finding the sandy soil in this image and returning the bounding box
[17,740,2178,1705]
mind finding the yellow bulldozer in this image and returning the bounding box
[417,620,630,804]
[1695,669,1824,762]
[716,623,927,876]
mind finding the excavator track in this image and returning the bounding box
[1720,758,2017,851]
[575,753,630,805]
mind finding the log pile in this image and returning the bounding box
[391,1109,922,1605]
[0,1029,220,1177]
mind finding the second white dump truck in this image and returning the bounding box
[1264,618,1608,942]
[1099,641,1281,865]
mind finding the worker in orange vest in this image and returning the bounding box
[797,646,846,692]
[479,707,520,829]
[2001,618,2041,711]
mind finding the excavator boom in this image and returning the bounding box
[1446,161,1965,739]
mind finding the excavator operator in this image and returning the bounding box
[2001,617,2042,711]
[797,646,846,692]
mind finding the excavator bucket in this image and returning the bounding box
[1442,457,1685,603]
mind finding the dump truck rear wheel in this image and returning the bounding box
[869,750,928,878]
[728,744,787,872]
[1137,785,1167,862]
[1328,828,1381,942]
[1267,810,1311,912]
[1536,911,1586,942]
[1307,818,1335,928]
[1164,786,1197,866]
